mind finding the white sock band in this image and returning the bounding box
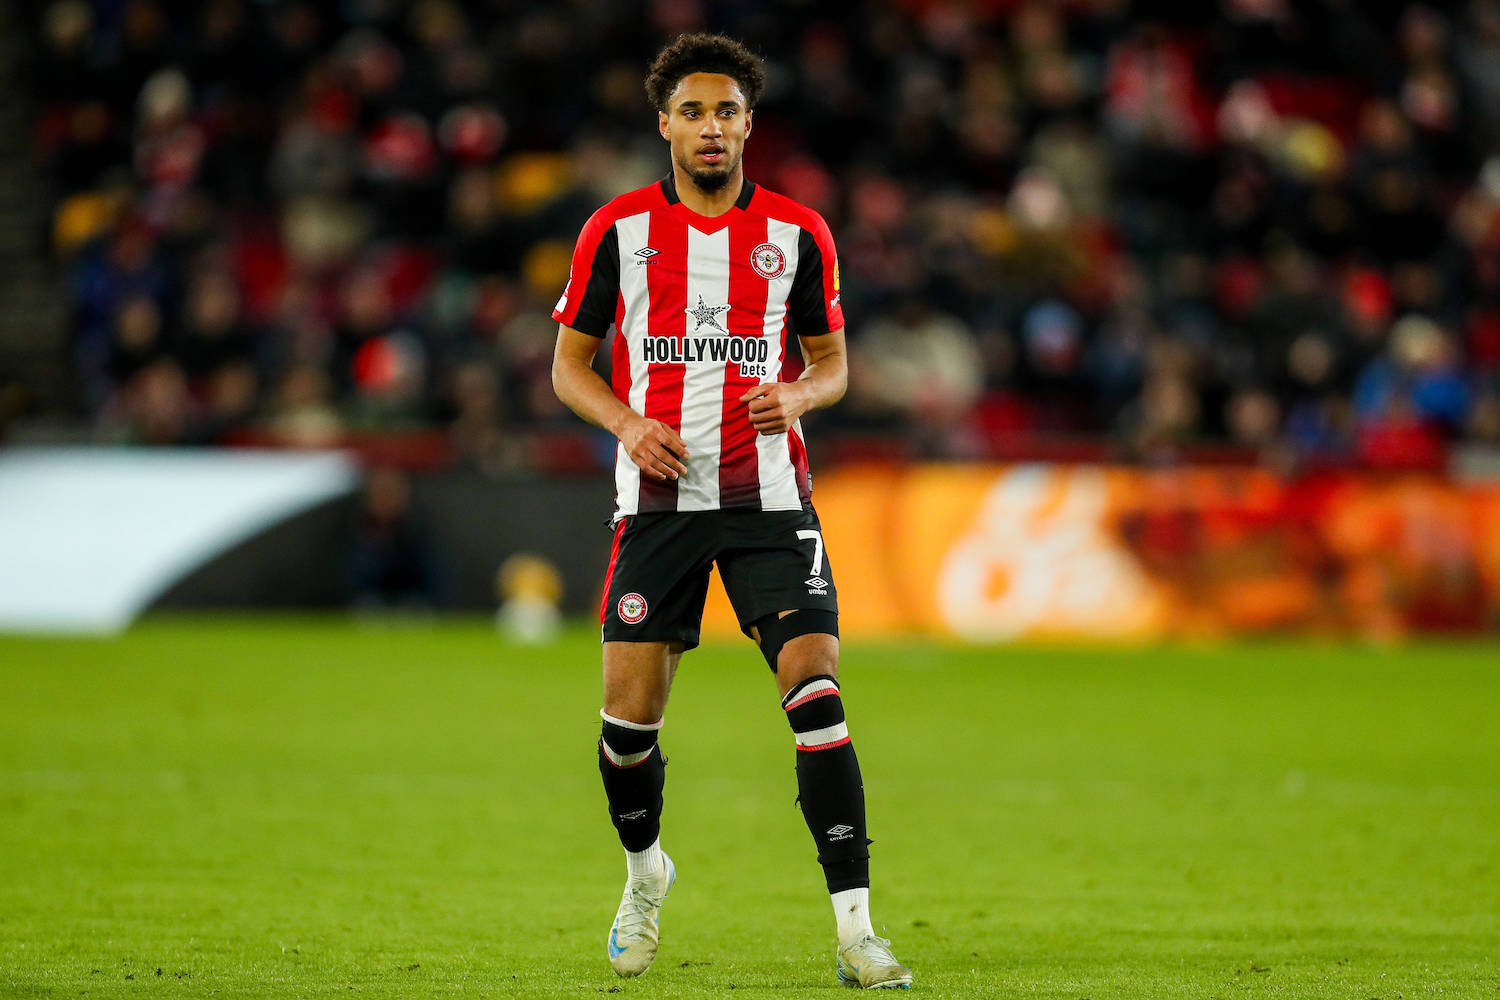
[600,709,664,730]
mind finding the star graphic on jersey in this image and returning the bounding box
[685,294,730,333]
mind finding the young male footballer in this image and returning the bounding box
[550,31,913,991]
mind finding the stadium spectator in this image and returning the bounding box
[17,1,1500,472]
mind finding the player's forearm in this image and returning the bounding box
[552,357,638,438]
[794,345,848,412]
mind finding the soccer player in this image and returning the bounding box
[550,32,914,992]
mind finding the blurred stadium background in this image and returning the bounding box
[5,0,1500,635]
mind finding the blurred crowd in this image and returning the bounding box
[24,0,1500,471]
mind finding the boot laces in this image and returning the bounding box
[617,880,667,939]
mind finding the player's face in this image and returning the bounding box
[658,72,751,194]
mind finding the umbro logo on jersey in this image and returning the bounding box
[634,246,659,258]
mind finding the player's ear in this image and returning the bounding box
[744,109,752,137]
[658,111,669,140]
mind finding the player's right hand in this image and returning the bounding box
[620,416,689,480]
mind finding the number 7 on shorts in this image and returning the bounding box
[796,529,824,577]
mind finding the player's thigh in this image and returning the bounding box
[715,507,839,635]
[601,512,716,652]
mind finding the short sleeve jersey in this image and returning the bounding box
[553,176,844,519]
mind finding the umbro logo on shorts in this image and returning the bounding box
[806,576,828,595]
[827,824,854,840]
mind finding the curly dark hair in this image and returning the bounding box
[643,33,765,112]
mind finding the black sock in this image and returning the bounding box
[782,676,870,893]
[598,714,665,852]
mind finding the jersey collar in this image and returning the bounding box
[659,174,756,232]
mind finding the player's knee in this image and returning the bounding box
[778,636,838,689]
[600,674,669,726]
[601,695,665,727]
[755,609,838,672]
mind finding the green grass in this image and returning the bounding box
[1,619,1497,999]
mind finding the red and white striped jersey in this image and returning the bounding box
[553,176,844,519]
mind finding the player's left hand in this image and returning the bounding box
[741,382,810,436]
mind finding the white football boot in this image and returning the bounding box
[606,854,675,977]
[836,933,914,989]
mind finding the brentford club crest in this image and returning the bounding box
[751,242,786,279]
[617,592,648,624]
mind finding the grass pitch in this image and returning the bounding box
[1,619,1496,999]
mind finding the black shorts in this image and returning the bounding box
[600,507,838,650]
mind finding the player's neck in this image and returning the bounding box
[672,164,744,217]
